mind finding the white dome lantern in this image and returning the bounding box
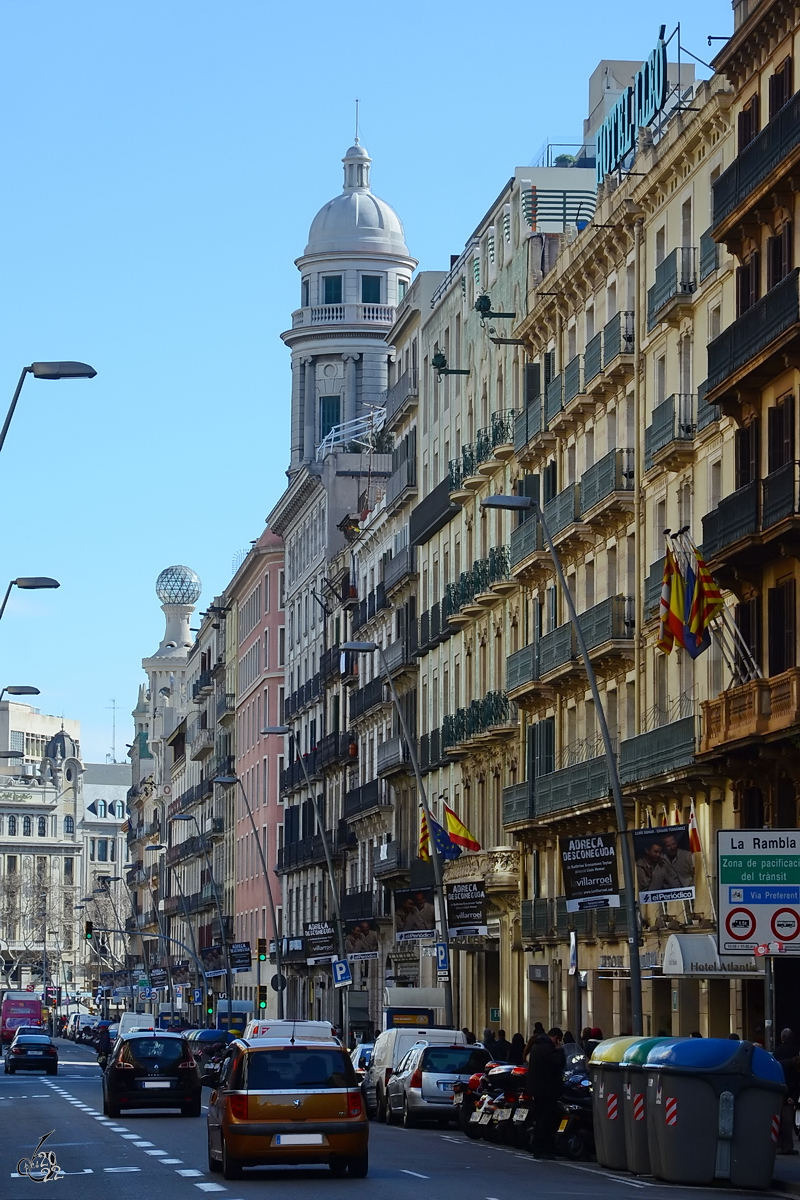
[156,565,201,606]
[304,140,409,257]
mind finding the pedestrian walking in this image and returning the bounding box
[462,1027,476,1045]
[493,1029,512,1060]
[96,1023,112,1071]
[526,1027,565,1159]
[775,1028,799,1154]
[482,1027,496,1054]
[509,1033,526,1064]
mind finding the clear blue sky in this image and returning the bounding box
[1,0,725,761]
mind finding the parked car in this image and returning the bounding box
[102,1030,202,1118]
[364,1027,466,1120]
[386,1043,493,1127]
[205,1035,368,1180]
[4,1035,59,1075]
[350,1042,373,1084]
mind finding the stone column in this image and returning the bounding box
[342,353,359,429]
[302,356,315,462]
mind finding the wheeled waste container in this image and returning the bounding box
[620,1038,673,1175]
[644,1038,785,1189]
[589,1037,642,1170]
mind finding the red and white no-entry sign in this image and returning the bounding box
[725,907,756,940]
[771,908,800,941]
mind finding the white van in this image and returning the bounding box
[242,1018,336,1042]
[117,1012,156,1039]
[365,1027,465,1119]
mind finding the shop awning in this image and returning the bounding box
[662,933,764,977]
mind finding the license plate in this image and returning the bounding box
[143,1081,170,1088]
[274,1134,324,1146]
[513,1108,529,1122]
[494,1108,512,1122]
[453,1093,463,1105]
[469,1110,482,1123]
[27,1051,43,1056]
[479,1111,493,1125]
[437,1081,454,1092]
[558,1118,569,1133]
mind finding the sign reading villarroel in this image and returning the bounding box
[446,881,488,937]
[560,833,620,912]
[718,829,800,955]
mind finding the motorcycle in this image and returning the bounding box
[554,1060,594,1161]
[452,1070,485,1138]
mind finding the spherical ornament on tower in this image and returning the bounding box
[155,565,201,605]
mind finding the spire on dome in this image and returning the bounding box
[342,141,371,191]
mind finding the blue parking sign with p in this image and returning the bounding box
[436,943,449,972]
[332,958,352,988]
[192,988,203,1004]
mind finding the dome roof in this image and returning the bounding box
[305,141,409,258]
[156,565,201,605]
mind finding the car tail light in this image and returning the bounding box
[229,1095,248,1120]
[11,1048,22,1055]
[47,1048,57,1055]
[384,1068,393,1086]
[115,1062,134,1069]
[178,1059,198,1069]
[347,1091,362,1117]
[409,1068,423,1089]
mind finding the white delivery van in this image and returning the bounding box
[242,1018,336,1042]
[117,1012,156,1039]
[365,1027,465,1120]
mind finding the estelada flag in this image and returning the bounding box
[444,803,481,851]
[688,802,702,853]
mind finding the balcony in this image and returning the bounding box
[277,833,328,873]
[584,331,603,389]
[490,409,516,458]
[645,394,695,471]
[538,623,577,679]
[503,781,533,825]
[373,840,406,879]
[701,668,800,754]
[188,724,214,761]
[619,715,696,786]
[384,544,416,593]
[336,817,357,853]
[579,595,634,673]
[542,484,590,555]
[290,303,396,328]
[280,750,319,793]
[416,609,431,656]
[442,691,517,752]
[349,675,387,722]
[544,373,563,427]
[707,271,800,411]
[215,691,235,720]
[701,479,759,565]
[377,734,413,776]
[647,248,697,331]
[419,727,445,773]
[342,890,375,922]
[344,779,388,819]
[763,460,800,529]
[320,643,341,684]
[695,380,719,434]
[409,477,461,546]
[385,367,418,427]
[644,558,666,620]
[699,227,719,283]
[509,517,549,583]
[506,643,539,699]
[579,448,634,528]
[712,89,800,235]
[533,756,610,819]
[283,673,323,720]
[385,457,417,510]
[602,311,634,378]
[514,398,546,459]
[317,730,357,770]
[351,582,389,634]
[191,670,213,702]
[383,632,418,675]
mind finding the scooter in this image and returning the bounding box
[554,1054,594,1160]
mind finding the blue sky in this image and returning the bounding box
[1,0,725,761]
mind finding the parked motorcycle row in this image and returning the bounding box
[452,1044,595,1160]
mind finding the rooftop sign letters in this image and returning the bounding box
[595,31,668,185]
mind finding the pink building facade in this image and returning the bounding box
[228,527,285,1013]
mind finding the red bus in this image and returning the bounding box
[1,991,42,1043]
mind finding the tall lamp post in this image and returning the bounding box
[255,738,349,1035]
[146,846,204,1013]
[480,492,643,1035]
[214,772,286,1020]
[0,577,60,623]
[170,813,233,1030]
[340,643,454,1029]
[0,361,97,456]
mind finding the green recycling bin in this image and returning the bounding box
[589,1037,642,1170]
[644,1038,785,1189]
[620,1038,673,1175]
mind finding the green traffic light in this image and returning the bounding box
[259,999,266,1009]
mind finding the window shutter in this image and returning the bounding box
[524,362,541,406]
[782,221,793,280]
[543,351,554,390]
[526,723,536,786]
[783,579,797,675]
[749,251,761,309]
[768,405,780,473]
[534,717,555,777]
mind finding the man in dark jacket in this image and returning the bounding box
[493,1030,513,1060]
[527,1027,566,1158]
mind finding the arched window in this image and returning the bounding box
[23,816,31,836]
[64,816,74,835]
[8,815,16,836]
[97,800,106,818]
[111,800,122,818]
[37,817,46,837]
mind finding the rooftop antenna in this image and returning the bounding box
[107,698,119,764]
[354,97,359,144]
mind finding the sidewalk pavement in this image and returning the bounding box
[774,1153,800,1195]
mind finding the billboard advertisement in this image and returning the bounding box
[229,941,252,973]
[633,825,696,905]
[345,917,379,961]
[304,921,337,964]
[394,886,436,941]
[200,945,228,978]
[560,832,620,912]
[445,880,488,936]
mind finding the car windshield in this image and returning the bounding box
[16,1037,51,1045]
[243,1048,356,1090]
[125,1038,184,1066]
[421,1047,491,1073]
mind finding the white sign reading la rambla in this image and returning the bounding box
[595,33,668,185]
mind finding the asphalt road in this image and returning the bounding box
[0,1038,788,1199]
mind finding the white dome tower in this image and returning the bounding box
[282,140,417,470]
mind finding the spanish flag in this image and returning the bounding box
[667,555,686,648]
[444,803,481,851]
[688,801,702,853]
[657,550,675,654]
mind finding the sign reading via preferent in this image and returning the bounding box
[718,829,800,955]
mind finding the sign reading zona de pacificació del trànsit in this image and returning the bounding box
[718,830,800,955]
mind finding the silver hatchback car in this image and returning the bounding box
[385,1042,492,1127]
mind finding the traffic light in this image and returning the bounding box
[258,985,268,1010]
[84,921,93,940]
[206,997,214,1017]
[257,938,267,962]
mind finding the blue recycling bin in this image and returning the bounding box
[644,1038,785,1189]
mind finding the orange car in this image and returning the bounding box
[205,1037,369,1179]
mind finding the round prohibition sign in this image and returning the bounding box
[770,908,800,941]
[726,907,756,940]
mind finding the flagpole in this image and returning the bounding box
[691,801,717,923]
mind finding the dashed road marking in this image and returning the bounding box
[177,1168,204,1177]
[144,1150,170,1155]
[160,1159,183,1164]
[401,1170,430,1179]
[121,1134,140,1139]
[194,1186,227,1194]
[105,1167,142,1173]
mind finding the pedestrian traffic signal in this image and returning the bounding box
[84,921,93,940]
[258,985,268,1010]
[257,938,267,962]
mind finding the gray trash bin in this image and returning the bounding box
[589,1037,641,1170]
[620,1037,673,1175]
[644,1038,785,1189]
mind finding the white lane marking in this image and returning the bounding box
[195,1186,227,1194]
[160,1159,183,1164]
[177,1168,205,1177]
[556,1163,650,1189]
[31,1094,48,1098]
[401,1170,430,1179]
[105,1167,142,1173]
[107,1126,128,1131]
[144,1150,170,1155]
[121,1134,140,1139]
[133,1140,154,1147]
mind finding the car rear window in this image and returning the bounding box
[16,1036,51,1045]
[420,1047,491,1073]
[125,1038,185,1066]
[242,1048,357,1091]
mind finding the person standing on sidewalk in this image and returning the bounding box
[775,1028,799,1154]
[527,1027,565,1159]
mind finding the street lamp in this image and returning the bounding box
[0,577,60,623]
[0,750,24,759]
[94,877,136,1012]
[170,813,233,1029]
[337,648,455,1029]
[480,491,643,1035]
[0,686,39,702]
[216,769,286,1020]
[1,361,97,455]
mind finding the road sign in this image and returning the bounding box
[332,959,352,988]
[718,829,800,954]
[139,986,153,1000]
[192,988,202,1004]
[435,943,449,973]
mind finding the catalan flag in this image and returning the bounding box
[443,803,481,852]
[689,549,724,645]
[688,801,702,853]
[419,808,461,861]
[682,556,711,659]
[418,809,430,861]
